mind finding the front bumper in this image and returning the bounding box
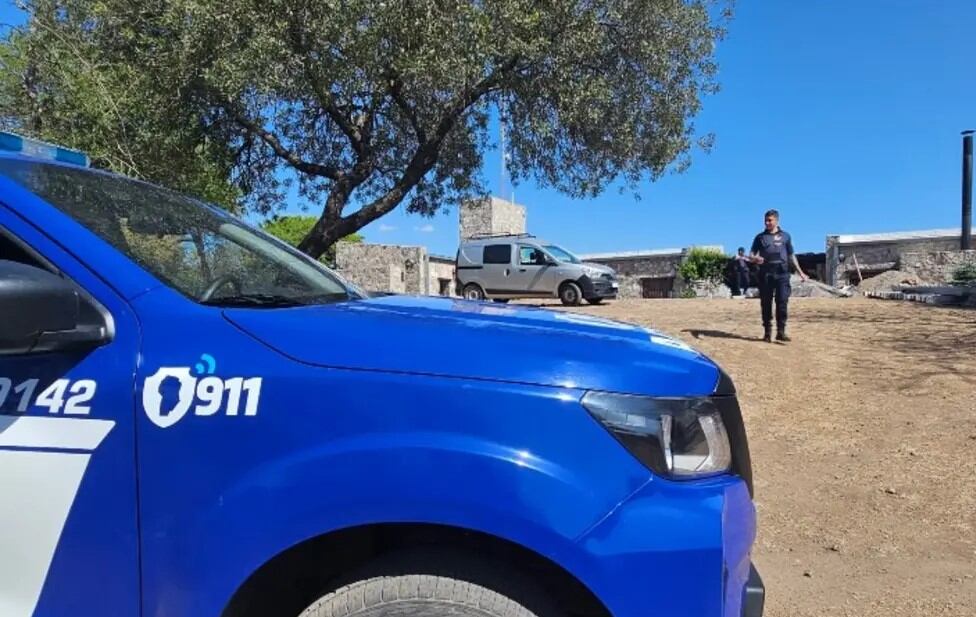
[742,564,766,617]
[578,275,619,299]
[575,476,759,617]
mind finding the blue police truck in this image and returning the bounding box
[0,133,764,617]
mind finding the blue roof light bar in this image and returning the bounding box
[0,131,91,167]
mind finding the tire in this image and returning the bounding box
[298,551,559,617]
[558,282,583,306]
[585,297,604,305]
[462,283,486,301]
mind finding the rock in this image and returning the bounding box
[884,487,898,495]
[803,570,813,578]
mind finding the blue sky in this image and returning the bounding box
[3,1,974,256]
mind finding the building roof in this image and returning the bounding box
[831,227,974,245]
[580,245,723,261]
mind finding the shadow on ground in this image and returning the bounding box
[683,329,764,342]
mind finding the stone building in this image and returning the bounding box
[335,196,527,295]
[581,246,726,299]
[900,250,976,284]
[581,248,684,299]
[428,255,458,296]
[334,243,428,295]
[825,227,975,285]
[459,196,527,241]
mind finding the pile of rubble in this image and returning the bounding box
[856,270,930,293]
[791,275,855,298]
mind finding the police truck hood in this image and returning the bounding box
[224,295,719,397]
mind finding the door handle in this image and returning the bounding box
[518,268,527,272]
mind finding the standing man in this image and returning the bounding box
[750,209,807,342]
[734,247,751,296]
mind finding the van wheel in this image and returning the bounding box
[559,282,583,306]
[298,551,559,617]
[586,297,604,305]
[462,284,486,301]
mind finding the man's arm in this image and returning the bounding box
[786,235,807,280]
[749,235,764,264]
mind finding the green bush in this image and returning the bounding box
[950,262,976,287]
[678,247,728,283]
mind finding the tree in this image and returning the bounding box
[261,215,362,266]
[3,1,728,258]
[0,3,240,210]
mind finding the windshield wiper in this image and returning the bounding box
[201,291,352,308]
[201,293,304,308]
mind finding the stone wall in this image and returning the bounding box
[900,250,976,284]
[584,252,684,299]
[335,242,428,294]
[825,231,969,285]
[459,196,527,241]
[428,258,457,296]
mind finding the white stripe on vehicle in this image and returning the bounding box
[0,416,114,450]
[0,416,114,617]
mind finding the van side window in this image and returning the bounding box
[519,246,547,266]
[483,244,511,265]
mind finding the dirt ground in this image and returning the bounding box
[559,297,975,617]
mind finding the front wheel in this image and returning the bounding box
[298,552,559,617]
[559,282,583,306]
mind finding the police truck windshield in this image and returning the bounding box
[0,159,353,306]
[543,245,581,264]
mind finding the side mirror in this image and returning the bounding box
[0,260,110,355]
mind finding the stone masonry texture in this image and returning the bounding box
[900,250,976,284]
[459,196,527,241]
[825,235,966,285]
[585,253,683,299]
[335,242,428,294]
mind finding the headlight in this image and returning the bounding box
[582,391,733,479]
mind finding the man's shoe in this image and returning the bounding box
[763,327,772,343]
[776,329,791,342]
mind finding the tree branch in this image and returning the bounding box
[385,67,425,143]
[283,19,367,156]
[223,104,340,179]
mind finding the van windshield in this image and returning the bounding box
[543,245,581,264]
[0,159,355,307]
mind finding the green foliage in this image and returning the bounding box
[2,0,728,256]
[678,247,728,283]
[260,215,362,266]
[679,286,698,299]
[950,262,976,287]
[0,5,240,211]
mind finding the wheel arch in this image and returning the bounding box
[221,522,612,617]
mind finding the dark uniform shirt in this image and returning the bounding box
[751,229,794,265]
[734,254,751,272]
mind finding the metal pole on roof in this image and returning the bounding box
[962,130,973,250]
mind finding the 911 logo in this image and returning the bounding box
[142,354,263,429]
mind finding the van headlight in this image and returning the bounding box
[582,391,732,479]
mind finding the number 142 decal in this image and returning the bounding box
[0,378,97,415]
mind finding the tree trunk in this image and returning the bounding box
[298,181,354,259]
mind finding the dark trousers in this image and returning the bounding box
[736,270,750,295]
[758,264,791,328]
